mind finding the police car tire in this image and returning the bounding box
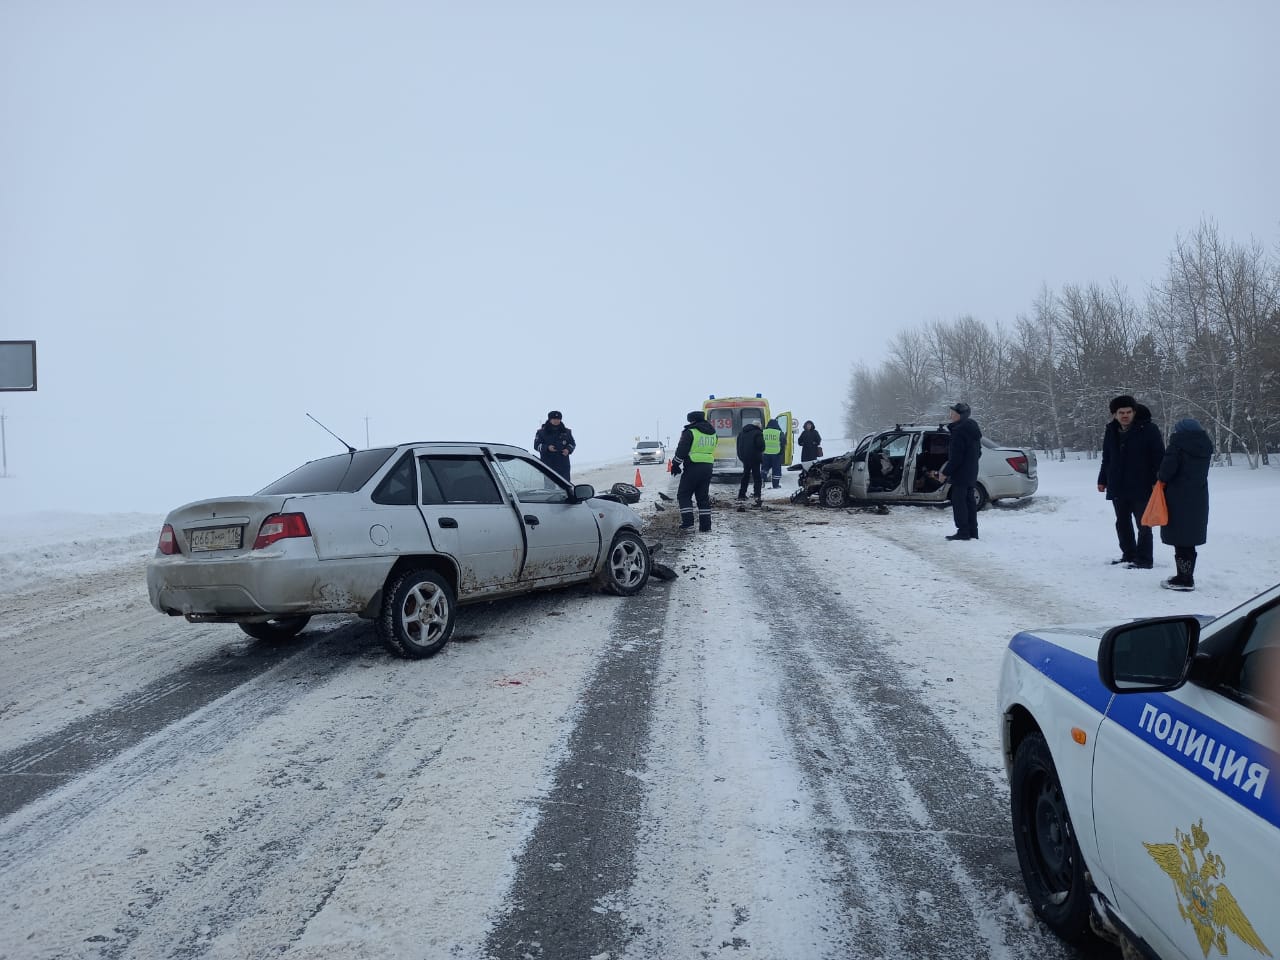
[1010,733,1095,944]
[238,615,311,643]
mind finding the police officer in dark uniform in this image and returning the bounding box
[533,410,575,481]
[671,410,718,532]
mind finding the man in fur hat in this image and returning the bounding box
[1097,394,1165,568]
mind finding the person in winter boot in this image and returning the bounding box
[533,410,576,481]
[761,418,785,488]
[939,402,982,540]
[736,420,765,503]
[1157,417,1212,591]
[1097,395,1164,568]
[671,410,717,531]
[798,420,823,463]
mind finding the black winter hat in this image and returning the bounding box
[547,410,563,420]
[1108,395,1136,414]
[949,401,970,417]
[686,410,705,423]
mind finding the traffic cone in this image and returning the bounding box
[634,468,644,488]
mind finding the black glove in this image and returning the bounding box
[670,461,682,476]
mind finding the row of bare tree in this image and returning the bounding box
[844,220,1280,466]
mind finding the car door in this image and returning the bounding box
[846,433,876,499]
[416,452,524,599]
[862,431,910,497]
[491,453,601,583]
[1091,604,1280,960]
[775,410,793,466]
[908,431,950,503]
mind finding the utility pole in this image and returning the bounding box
[1,409,7,478]
[364,416,370,448]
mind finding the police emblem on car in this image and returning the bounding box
[1144,819,1271,958]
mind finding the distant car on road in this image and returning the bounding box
[633,440,666,464]
[147,443,652,659]
[998,584,1279,959]
[791,422,1037,509]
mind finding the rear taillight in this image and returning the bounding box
[253,513,312,550]
[1006,455,1029,475]
[157,524,179,555]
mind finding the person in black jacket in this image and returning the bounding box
[736,421,765,504]
[939,402,982,541]
[1096,395,1165,569]
[533,410,576,481]
[1157,417,1212,591]
[798,421,822,463]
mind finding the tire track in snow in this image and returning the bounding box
[729,518,1094,960]
[0,580,654,959]
[480,570,678,960]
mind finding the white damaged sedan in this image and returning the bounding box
[147,443,651,658]
[997,585,1278,959]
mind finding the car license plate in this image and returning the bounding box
[188,525,243,552]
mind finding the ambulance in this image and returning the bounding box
[701,394,793,477]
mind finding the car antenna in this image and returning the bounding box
[306,413,357,454]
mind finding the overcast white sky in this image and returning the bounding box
[2,1,1278,514]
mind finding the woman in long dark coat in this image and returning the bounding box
[1157,417,1212,591]
[798,421,822,463]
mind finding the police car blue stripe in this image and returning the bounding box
[1011,631,1278,830]
[1009,631,1112,713]
[1106,692,1278,830]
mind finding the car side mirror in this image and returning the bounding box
[571,484,596,502]
[1097,616,1200,693]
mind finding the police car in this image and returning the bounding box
[998,583,1278,959]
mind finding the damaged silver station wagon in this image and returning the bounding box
[147,443,651,659]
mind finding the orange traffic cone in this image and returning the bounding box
[634,468,644,488]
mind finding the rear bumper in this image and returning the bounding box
[146,553,390,617]
[985,474,1038,501]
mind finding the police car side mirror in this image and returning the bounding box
[1098,616,1201,694]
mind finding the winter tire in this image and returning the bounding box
[379,568,456,659]
[238,615,311,643]
[598,530,650,596]
[610,482,641,504]
[1010,732,1096,944]
[976,484,991,511]
[819,480,849,508]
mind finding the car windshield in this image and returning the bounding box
[637,441,661,449]
[257,448,398,495]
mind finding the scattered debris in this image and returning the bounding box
[651,561,678,581]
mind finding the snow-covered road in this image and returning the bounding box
[3,457,1277,959]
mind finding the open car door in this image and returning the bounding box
[776,411,794,466]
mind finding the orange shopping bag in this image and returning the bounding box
[1141,480,1168,527]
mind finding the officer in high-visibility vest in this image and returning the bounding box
[761,418,784,489]
[670,410,718,531]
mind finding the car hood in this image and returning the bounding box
[589,497,643,527]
